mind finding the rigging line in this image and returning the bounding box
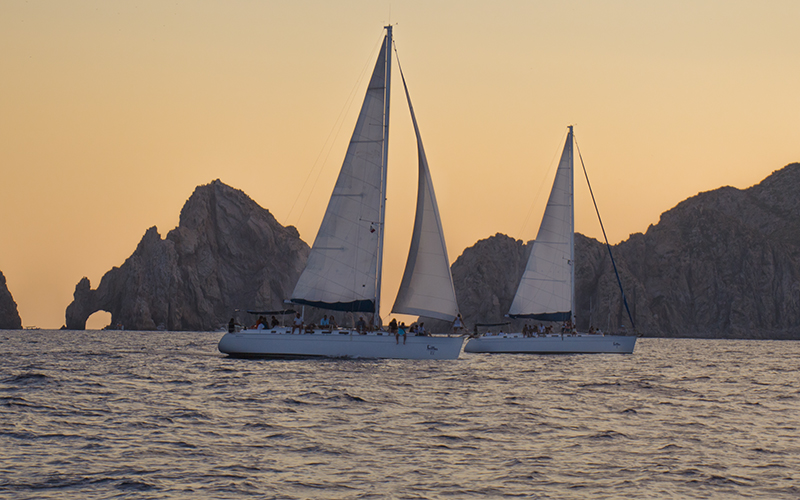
[574,135,636,330]
[518,129,570,240]
[284,32,385,228]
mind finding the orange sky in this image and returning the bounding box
[1,1,798,329]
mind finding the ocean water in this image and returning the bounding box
[1,331,798,499]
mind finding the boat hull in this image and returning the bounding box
[464,333,636,354]
[218,328,464,360]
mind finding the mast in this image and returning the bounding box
[568,125,575,327]
[373,25,392,327]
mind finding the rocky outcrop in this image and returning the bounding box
[451,163,800,339]
[65,163,800,338]
[66,180,309,331]
[0,271,23,329]
[610,163,800,338]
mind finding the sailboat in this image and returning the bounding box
[464,126,636,354]
[219,26,464,359]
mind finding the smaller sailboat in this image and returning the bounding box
[464,126,636,354]
[219,26,464,359]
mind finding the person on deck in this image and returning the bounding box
[271,316,279,328]
[291,312,303,334]
[452,314,465,334]
[397,322,407,345]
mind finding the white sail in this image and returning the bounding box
[464,126,636,354]
[391,65,459,322]
[508,128,574,321]
[290,35,390,313]
[219,27,468,360]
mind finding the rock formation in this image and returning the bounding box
[66,163,800,338]
[0,271,23,329]
[66,180,309,331]
[610,162,800,338]
[451,163,800,339]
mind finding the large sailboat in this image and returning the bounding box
[219,26,464,359]
[464,127,636,354]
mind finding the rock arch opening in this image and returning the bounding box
[86,310,112,330]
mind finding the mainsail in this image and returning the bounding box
[508,127,574,321]
[290,33,391,313]
[390,62,459,322]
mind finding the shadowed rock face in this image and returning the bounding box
[65,180,309,331]
[65,163,800,338]
[0,271,23,330]
[609,162,800,338]
[450,163,800,339]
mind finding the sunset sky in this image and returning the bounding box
[2,1,798,329]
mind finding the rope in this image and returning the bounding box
[574,134,636,330]
[284,32,385,227]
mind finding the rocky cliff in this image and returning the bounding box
[66,180,309,331]
[0,271,23,329]
[451,163,800,339]
[66,163,800,338]
[611,163,800,338]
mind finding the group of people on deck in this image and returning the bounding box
[519,321,605,336]
[234,311,450,339]
[291,313,340,334]
[522,323,555,337]
[233,311,616,338]
[252,315,280,330]
[228,313,627,344]
[387,318,430,344]
[227,314,279,333]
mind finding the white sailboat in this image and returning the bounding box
[464,126,636,354]
[219,26,464,359]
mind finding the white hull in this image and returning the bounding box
[464,333,636,354]
[219,328,464,360]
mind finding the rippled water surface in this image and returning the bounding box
[1,330,798,499]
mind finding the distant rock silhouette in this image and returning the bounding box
[0,271,23,330]
[65,180,309,331]
[66,163,800,338]
[450,163,800,339]
[609,162,800,338]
